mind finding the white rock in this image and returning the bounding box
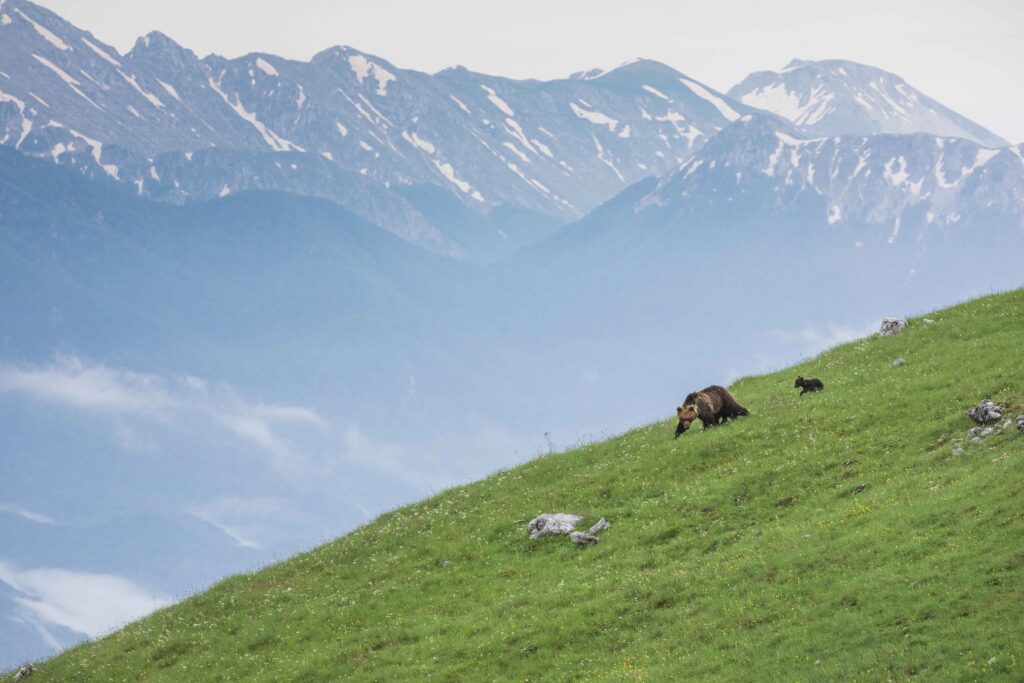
[527,513,583,538]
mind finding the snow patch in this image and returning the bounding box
[883,156,908,187]
[335,122,348,137]
[119,70,164,109]
[0,90,31,148]
[81,37,120,66]
[219,185,231,197]
[15,8,70,51]
[827,205,841,224]
[208,77,303,152]
[67,127,118,178]
[401,130,435,154]
[593,136,624,181]
[32,54,102,110]
[887,216,901,244]
[642,84,670,100]
[618,124,631,139]
[157,80,181,102]
[740,82,834,126]
[348,54,395,95]
[449,94,470,114]
[481,84,514,116]
[255,58,278,76]
[531,138,553,158]
[503,118,536,154]
[502,141,529,163]
[321,151,333,161]
[433,159,480,200]
[570,102,617,132]
[679,77,740,121]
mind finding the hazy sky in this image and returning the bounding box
[37,0,1024,143]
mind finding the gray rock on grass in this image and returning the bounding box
[1017,415,1024,433]
[966,399,1003,425]
[879,318,907,336]
[892,357,906,367]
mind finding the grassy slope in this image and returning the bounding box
[31,290,1024,681]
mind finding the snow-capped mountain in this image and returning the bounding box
[728,59,1008,147]
[637,114,1024,235]
[0,0,759,256]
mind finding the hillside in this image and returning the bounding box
[15,290,1024,680]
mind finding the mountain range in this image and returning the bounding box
[1,0,1022,670]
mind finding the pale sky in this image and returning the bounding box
[37,0,1024,143]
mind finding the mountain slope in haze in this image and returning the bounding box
[0,146,488,667]
[729,59,1008,147]
[24,289,1024,681]
[0,0,759,255]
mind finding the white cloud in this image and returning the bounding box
[767,322,873,352]
[0,559,170,639]
[0,503,55,525]
[188,497,301,549]
[0,356,328,473]
[0,356,172,415]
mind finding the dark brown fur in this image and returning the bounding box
[794,376,824,395]
[675,385,749,438]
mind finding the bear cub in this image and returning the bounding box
[794,376,824,395]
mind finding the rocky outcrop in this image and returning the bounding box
[879,318,907,336]
[966,399,1002,425]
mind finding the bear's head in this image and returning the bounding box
[794,376,804,388]
[675,404,699,438]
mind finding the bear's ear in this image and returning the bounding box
[676,406,684,416]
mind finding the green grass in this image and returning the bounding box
[25,290,1024,681]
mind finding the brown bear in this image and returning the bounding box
[675,385,749,438]
[794,376,824,395]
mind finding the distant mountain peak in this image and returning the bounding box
[569,58,683,82]
[729,58,1008,147]
[128,30,194,63]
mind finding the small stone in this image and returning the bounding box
[879,318,907,336]
[1017,415,1024,433]
[980,427,995,437]
[570,517,610,546]
[971,437,983,445]
[952,447,964,456]
[966,428,980,438]
[441,560,453,567]
[923,318,935,325]
[891,357,906,367]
